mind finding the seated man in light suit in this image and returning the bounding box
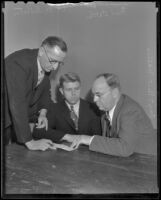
[61,73,157,156]
[32,72,101,145]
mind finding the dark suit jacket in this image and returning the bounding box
[33,99,101,142]
[4,49,51,143]
[90,94,157,156]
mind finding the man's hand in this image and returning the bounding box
[25,139,56,151]
[29,123,35,133]
[51,143,75,151]
[36,109,48,130]
[61,134,79,143]
[62,134,92,150]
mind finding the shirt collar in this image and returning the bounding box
[108,104,116,122]
[65,100,80,116]
[37,59,44,75]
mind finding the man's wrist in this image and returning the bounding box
[89,136,94,145]
[39,109,47,117]
[62,134,70,140]
[25,139,34,148]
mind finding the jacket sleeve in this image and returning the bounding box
[5,58,32,143]
[89,110,140,157]
[32,127,65,143]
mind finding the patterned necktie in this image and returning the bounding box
[104,111,111,137]
[70,105,78,130]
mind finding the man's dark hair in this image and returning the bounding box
[41,36,67,52]
[59,72,81,88]
[96,73,121,91]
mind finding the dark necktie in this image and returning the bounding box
[104,111,111,137]
[70,105,78,130]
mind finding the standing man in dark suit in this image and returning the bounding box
[32,72,101,147]
[60,73,157,156]
[4,36,67,151]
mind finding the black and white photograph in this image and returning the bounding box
[1,1,159,198]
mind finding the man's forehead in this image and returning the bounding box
[48,45,66,58]
[53,46,62,54]
[92,77,108,92]
[63,81,80,88]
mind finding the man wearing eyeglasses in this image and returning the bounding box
[4,36,67,151]
[60,73,157,156]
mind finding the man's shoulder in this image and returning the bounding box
[6,49,38,61]
[119,94,145,114]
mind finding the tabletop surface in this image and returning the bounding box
[3,143,158,195]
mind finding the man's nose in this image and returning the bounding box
[52,63,59,70]
[71,90,76,95]
[93,95,98,102]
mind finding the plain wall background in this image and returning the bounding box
[4,2,157,128]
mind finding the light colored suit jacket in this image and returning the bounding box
[89,94,157,156]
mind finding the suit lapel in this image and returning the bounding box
[32,49,39,90]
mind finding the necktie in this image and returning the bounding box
[104,111,111,137]
[70,105,78,130]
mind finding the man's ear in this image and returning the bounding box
[112,88,119,98]
[59,87,63,95]
[39,47,44,57]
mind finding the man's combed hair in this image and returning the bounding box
[59,72,81,88]
[41,36,67,52]
[96,73,121,91]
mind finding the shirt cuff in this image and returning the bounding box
[89,136,95,145]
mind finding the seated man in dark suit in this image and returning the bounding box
[33,72,101,144]
[60,73,157,156]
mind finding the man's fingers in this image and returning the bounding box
[48,145,57,150]
[70,139,80,149]
[54,144,75,151]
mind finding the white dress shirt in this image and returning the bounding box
[108,104,116,125]
[65,100,80,117]
[37,59,45,86]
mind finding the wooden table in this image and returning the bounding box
[2,143,158,195]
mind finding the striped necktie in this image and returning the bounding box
[104,111,111,137]
[70,105,78,130]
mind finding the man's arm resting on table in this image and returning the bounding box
[62,134,95,150]
[61,134,94,144]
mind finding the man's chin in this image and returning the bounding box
[69,100,79,105]
[45,71,51,75]
[97,105,104,111]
